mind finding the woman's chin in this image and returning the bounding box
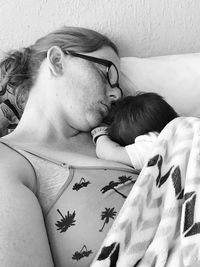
[86,113,105,130]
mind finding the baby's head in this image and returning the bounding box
[108,92,178,146]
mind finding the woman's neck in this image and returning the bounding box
[5,119,93,150]
[4,68,93,149]
[5,105,83,146]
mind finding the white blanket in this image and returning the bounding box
[91,117,200,267]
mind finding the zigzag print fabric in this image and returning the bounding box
[91,117,200,267]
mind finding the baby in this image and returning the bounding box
[91,92,178,169]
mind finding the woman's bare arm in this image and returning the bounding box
[0,146,54,267]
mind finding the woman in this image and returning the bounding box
[0,26,139,266]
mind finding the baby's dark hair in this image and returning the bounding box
[108,92,178,146]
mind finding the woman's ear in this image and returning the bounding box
[47,46,65,76]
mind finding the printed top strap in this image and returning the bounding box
[0,138,69,168]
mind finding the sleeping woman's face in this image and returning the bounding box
[61,46,122,132]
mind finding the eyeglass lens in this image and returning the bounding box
[108,65,118,87]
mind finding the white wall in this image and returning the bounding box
[0,0,200,58]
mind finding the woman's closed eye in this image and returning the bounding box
[96,66,107,83]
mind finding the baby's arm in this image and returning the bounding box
[96,135,131,165]
[91,128,132,166]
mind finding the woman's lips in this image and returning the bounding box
[100,102,110,116]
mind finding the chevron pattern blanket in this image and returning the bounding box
[91,117,200,267]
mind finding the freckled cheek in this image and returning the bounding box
[85,64,106,92]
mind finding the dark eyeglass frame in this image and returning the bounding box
[63,50,123,95]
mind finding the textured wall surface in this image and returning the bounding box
[0,0,200,57]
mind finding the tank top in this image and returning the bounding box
[0,139,139,267]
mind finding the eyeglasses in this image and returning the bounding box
[63,50,123,96]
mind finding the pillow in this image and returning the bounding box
[120,53,200,117]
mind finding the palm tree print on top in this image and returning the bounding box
[72,245,93,261]
[99,207,117,232]
[118,175,136,185]
[101,175,136,198]
[55,209,76,233]
[72,177,91,191]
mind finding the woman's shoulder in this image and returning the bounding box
[0,141,54,267]
[0,141,37,193]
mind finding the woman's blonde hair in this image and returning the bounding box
[0,26,118,112]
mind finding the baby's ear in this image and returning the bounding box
[47,46,64,76]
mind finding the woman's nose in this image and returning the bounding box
[107,86,123,103]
